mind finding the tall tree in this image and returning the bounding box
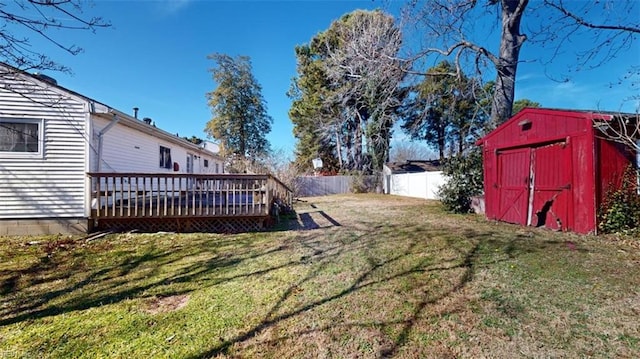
[289,9,407,173]
[325,10,408,172]
[205,54,272,162]
[404,0,639,126]
[288,44,340,173]
[402,61,485,160]
[0,0,110,73]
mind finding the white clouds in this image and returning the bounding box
[549,81,590,99]
[157,0,192,16]
[515,72,543,82]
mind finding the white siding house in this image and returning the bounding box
[0,64,224,235]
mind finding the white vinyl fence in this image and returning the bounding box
[384,171,446,200]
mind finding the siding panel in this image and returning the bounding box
[93,117,223,174]
[0,75,87,219]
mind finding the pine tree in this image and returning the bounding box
[205,54,272,163]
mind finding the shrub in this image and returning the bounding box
[350,171,379,193]
[599,167,640,235]
[437,148,484,213]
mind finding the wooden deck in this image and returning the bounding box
[87,173,292,233]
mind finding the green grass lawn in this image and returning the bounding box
[1,194,639,358]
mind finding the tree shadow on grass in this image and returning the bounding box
[278,200,342,231]
[188,223,579,359]
[0,233,309,327]
[0,199,584,357]
[286,211,342,230]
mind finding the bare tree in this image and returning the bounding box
[321,9,408,171]
[389,141,436,163]
[403,0,639,126]
[260,148,301,194]
[0,0,110,74]
[593,113,640,154]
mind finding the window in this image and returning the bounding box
[204,159,209,168]
[215,163,220,174]
[0,118,42,157]
[186,153,194,173]
[159,145,172,169]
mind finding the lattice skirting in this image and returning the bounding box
[93,216,271,233]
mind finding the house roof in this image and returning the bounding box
[0,62,222,159]
[385,160,442,173]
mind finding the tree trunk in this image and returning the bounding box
[437,127,446,161]
[490,0,528,127]
[354,110,364,170]
[239,118,246,157]
[335,128,343,169]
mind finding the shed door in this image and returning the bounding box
[530,141,572,231]
[496,148,531,225]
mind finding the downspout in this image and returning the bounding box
[97,112,120,172]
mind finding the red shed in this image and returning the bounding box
[476,108,637,234]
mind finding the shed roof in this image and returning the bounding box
[476,107,638,148]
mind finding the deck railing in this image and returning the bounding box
[87,173,292,219]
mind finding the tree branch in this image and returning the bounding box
[545,0,640,34]
[0,0,110,73]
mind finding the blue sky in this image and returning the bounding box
[16,0,640,157]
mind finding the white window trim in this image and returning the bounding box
[0,118,44,159]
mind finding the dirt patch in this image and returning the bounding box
[143,294,190,314]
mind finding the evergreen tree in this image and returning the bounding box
[402,61,484,160]
[205,54,272,161]
[288,44,340,173]
[512,99,540,114]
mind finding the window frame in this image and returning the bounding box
[159,145,172,169]
[0,118,44,159]
[186,153,194,173]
